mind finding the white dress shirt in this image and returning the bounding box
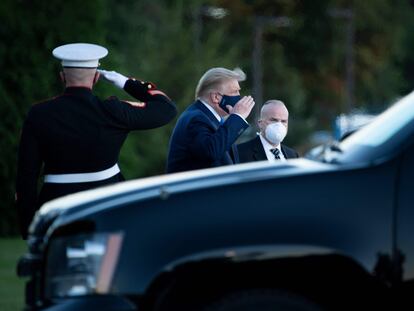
[259,134,286,162]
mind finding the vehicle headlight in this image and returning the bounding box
[45,232,123,298]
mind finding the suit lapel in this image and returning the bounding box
[281,145,292,159]
[195,100,234,164]
[195,100,220,130]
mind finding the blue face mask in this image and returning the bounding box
[219,94,241,113]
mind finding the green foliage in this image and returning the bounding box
[216,0,414,134]
[0,238,26,310]
[106,0,242,178]
[354,0,412,108]
[1,0,414,235]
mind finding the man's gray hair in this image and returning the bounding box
[260,99,287,117]
[195,67,246,99]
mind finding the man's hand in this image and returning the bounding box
[97,69,128,89]
[228,96,255,119]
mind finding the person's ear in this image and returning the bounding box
[59,71,66,84]
[211,92,220,105]
[257,119,263,131]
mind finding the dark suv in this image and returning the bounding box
[18,91,414,310]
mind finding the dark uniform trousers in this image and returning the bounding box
[16,79,177,238]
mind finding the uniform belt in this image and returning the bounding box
[44,163,120,183]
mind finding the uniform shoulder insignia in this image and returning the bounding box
[147,82,157,89]
[148,89,168,97]
[124,101,146,108]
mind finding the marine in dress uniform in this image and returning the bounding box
[16,43,177,238]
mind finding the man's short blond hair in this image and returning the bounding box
[195,67,246,99]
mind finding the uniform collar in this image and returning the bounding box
[64,87,93,96]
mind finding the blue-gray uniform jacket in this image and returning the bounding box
[16,79,177,238]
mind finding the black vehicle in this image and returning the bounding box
[18,91,414,310]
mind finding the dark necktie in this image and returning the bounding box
[270,148,281,159]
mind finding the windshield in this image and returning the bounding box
[340,91,414,150]
[310,90,414,164]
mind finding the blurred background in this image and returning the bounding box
[1,0,414,236]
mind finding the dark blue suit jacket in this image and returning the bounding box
[167,100,249,173]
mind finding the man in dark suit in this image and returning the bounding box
[166,67,255,173]
[237,100,299,163]
[16,43,177,238]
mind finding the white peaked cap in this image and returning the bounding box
[52,43,108,68]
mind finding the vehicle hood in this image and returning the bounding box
[30,158,334,236]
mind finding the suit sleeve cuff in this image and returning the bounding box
[232,113,249,125]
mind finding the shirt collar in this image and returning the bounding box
[199,99,221,122]
[259,133,281,150]
[64,87,93,96]
[258,133,285,161]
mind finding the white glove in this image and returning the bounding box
[97,69,128,89]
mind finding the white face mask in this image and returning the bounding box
[264,122,287,145]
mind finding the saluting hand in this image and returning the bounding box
[97,69,128,89]
[228,96,255,119]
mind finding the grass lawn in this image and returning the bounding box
[0,238,27,311]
